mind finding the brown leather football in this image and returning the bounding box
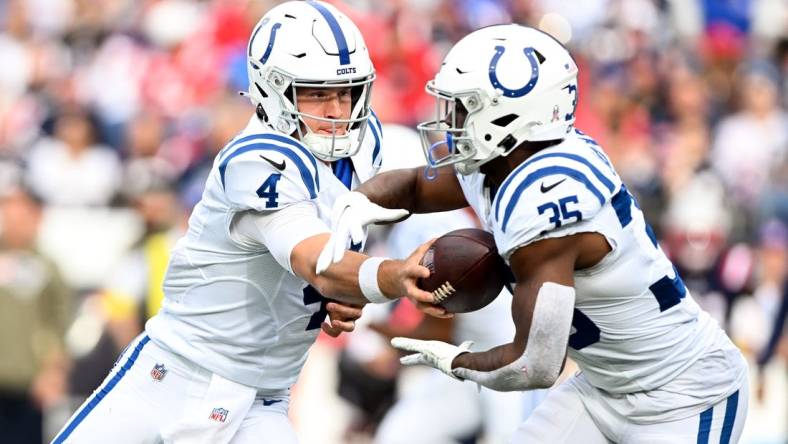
[418,228,508,313]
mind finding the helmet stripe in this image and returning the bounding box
[306,1,351,65]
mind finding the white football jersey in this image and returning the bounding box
[146,113,384,392]
[457,129,736,394]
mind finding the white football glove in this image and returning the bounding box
[316,191,409,274]
[391,337,474,380]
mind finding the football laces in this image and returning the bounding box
[432,281,456,303]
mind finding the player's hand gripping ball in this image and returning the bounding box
[418,229,509,313]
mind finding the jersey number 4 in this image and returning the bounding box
[256,174,282,208]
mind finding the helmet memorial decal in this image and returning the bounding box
[488,46,540,98]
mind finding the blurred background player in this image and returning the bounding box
[0,180,72,444]
[320,25,750,443]
[52,2,437,443]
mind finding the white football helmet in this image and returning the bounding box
[417,24,578,175]
[245,1,375,161]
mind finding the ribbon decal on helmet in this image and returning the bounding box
[488,46,540,98]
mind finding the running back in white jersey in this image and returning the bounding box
[457,129,734,394]
[146,112,384,392]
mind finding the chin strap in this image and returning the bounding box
[302,132,352,160]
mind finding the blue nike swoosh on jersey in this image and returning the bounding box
[262,399,283,406]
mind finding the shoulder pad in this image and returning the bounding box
[368,110,383,170]
[349,109,383,182]
[218,133,320,211]
[491,141,621,255]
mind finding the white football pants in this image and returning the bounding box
[512,372,748,444]
[52,333,297,444]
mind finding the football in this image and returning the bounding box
[418,228,509,313]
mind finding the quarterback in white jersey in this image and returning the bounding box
[319,25,748,443]
[54,2,436,444]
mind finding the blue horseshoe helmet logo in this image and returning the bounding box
[488,46,540,98]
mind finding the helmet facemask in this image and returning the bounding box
[263,67,375,161]
[417,82,498,175]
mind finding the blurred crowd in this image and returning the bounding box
[0,0,786,443]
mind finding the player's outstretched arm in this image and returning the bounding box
[392,234,608,390]
[316,166,468,273]
[447,236,577,390]
[451,233,609,390]
[356,165,467,214]
[293,233,450,317]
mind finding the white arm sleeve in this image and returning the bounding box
[230,201,329,274]
[452,282,575,391]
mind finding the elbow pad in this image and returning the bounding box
[452,282,575,391]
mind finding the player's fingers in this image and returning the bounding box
[404,263,432,280]
[371,207,410,224]
[316,240,335,274]
[328,320,356,333]
[326,302,363,321]
[406,238,437,265]
[451,367,474,380]
[415,301,453,318]
[458,340,474,351]
[321,321,342,337]
[329,203,351,230]
[390,337,426,352]
[402,277,435,303]
[399,353,426,366]
[349,222,365,245]
[331,219,354,264]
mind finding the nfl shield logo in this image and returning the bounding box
[551,105,560,122]
[209,407,229,423]
[150,363,167,381]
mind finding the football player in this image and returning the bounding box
[53,2,435,443]
[318,25,749,443]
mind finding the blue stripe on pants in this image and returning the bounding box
[53,335,151,443]
[720,390,739,444]
[697,405,714,444]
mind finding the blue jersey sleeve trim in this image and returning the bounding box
[306,1,351,65]
[52,335,151,443]
[500,165,606,232]
[255,133,321,191]
[611,185,632,228]
[219,133,320,192]
[220,142,318,199]
[368,118,381,167]
[493,151,615,222]
[370,110,383,136]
